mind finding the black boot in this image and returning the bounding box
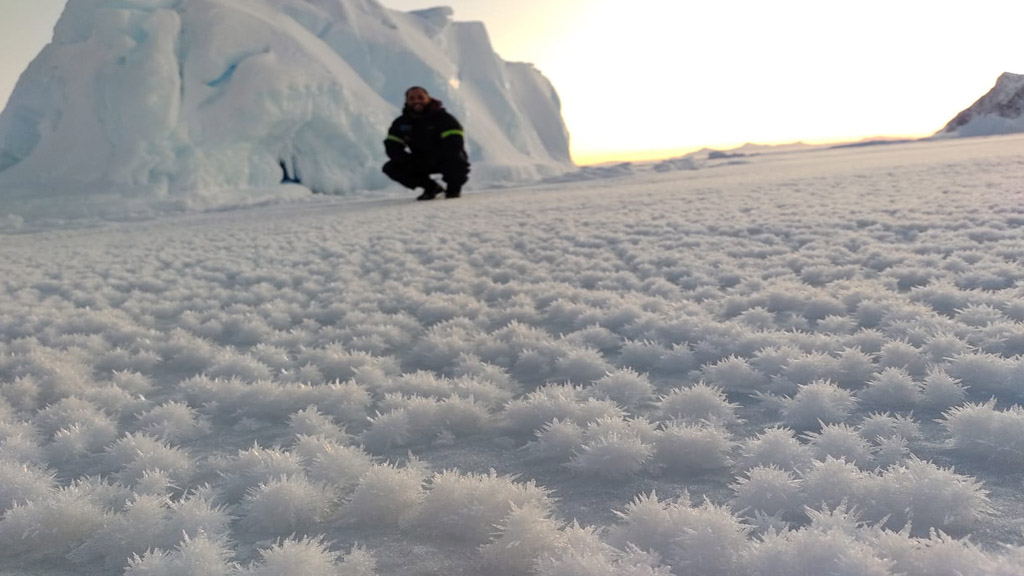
[445,184,461,199]
[416,180,445,201]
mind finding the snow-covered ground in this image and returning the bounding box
[2,134,1024,575]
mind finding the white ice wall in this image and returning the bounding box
[0,0,574,218]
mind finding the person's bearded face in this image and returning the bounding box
[405,88,430,114]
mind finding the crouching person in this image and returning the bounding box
[383,86,470,200]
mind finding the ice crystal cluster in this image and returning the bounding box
[2,132,1024,574]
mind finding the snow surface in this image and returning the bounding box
[3,134,1024,575]
[0,0,572,218]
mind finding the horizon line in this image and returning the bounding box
[571,132,936,166]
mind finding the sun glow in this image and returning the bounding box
[483,0,1023,164]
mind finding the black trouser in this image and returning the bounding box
[382,154,469,192]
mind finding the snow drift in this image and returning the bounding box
[0,0,573,219]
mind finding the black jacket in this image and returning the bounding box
[384,100,468,169]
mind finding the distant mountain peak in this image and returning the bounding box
[936,72,1024,137]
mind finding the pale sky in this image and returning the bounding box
[2,0,1022,164]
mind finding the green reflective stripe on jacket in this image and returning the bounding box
[441,129,464,139]
[386,134,406,144]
